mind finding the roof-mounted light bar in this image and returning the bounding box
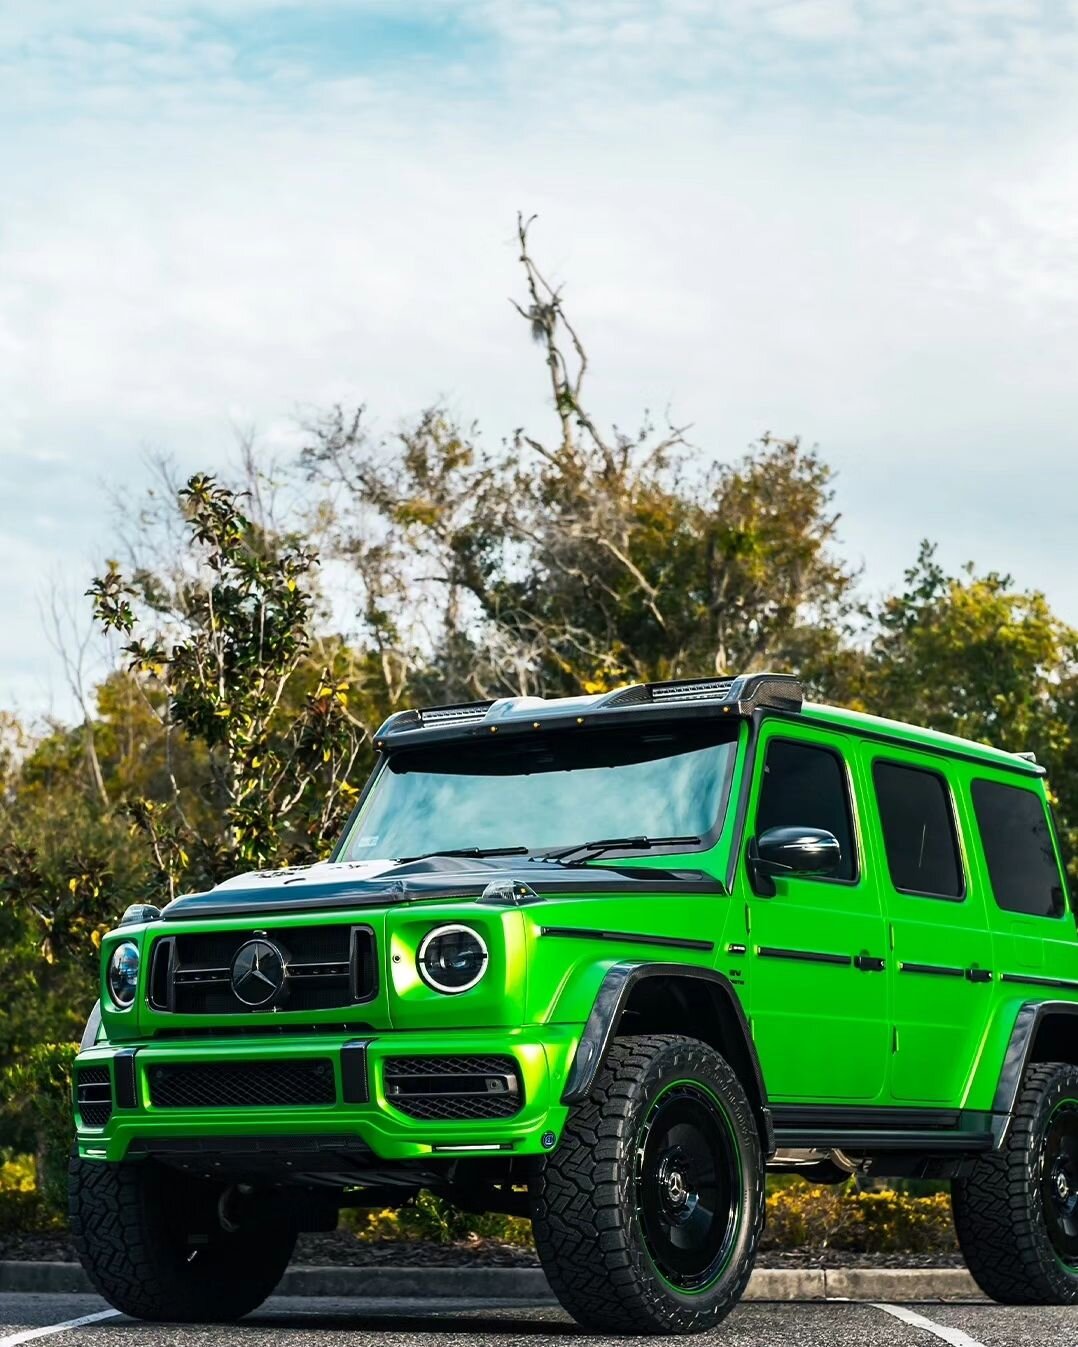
[417,701,496,726]
[377,700,496,736]
[600,673,803,714]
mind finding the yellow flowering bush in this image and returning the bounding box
[763,1178,957,1253]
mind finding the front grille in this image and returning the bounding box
[383,1055,522,1121]
[147,1058,336,1109]
[148,924,376,1015]
[75,1067,112,1128]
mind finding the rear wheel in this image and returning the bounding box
[532,1034,764,1334]
[69,1150,296,1321]
[952,1061,1078,1304]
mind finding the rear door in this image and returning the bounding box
[862,751,995,1104]
[742,722,890,1102]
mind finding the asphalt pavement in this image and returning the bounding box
[2,1292,1078,1347]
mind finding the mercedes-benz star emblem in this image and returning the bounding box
[230,939,287,1008]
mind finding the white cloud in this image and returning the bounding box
[766,1,860,42]
[2,1,1078,720]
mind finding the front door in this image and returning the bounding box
[742,724,890,1102]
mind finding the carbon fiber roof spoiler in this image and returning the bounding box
[373,672,803,748]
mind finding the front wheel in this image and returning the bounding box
[952,1061,1078,1304]
[532,1034,764,1334]
[69,1150,296,1321]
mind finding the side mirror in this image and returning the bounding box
[748,826,842,896]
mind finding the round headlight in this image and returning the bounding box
[417,925,488,994]
[107,940,140,1008]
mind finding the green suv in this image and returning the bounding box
[69,673,1078,1332]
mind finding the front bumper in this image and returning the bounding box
[73,1026,578,1164]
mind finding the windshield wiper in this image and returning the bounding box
[395,846,530,864]
[539,835,702,865]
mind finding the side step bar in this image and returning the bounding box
[772,1127,995,1153]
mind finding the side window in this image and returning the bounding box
[971,780,1065,919]
[873,760,964,899]
[756,739,856,881]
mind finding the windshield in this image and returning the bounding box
[340,723,739,862]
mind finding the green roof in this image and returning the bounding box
[802,702,1043,776]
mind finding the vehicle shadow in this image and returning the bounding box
[71,1305,590,1338]
[250,1310,584,1337]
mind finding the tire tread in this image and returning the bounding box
[532,1034,764,1334]
[952,1061,1078,1305]
[68,1149,294,1321]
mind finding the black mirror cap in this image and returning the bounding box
[749,826,842,895]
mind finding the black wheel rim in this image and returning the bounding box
[635,1081,741,1292]
[1043,1099,1078,1268]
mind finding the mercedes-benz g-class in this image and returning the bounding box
[69,673,1078,1332]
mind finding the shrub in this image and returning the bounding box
[340,1180,956,1255]
[762,1177,957,1254]
[0,1153,63,1235]
[337,1180,956,1255]
[342,1193,534,1248]
[0,1043,78,1217]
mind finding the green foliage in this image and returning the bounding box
[817,541,1078,876]
[0,1152,61,1237]
[847,542,1074,749]
[302,221,856,702]
[0,1044,78,1215]
[334,1181,960,1254]
[88,475,369,893]
[762,1177,956,1254]
[342,1191,534,1248]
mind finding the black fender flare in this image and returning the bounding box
[992,999,1078,1116]
[560,961,772,1149]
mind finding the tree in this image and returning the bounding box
[87,473,372,900]
[821,542,1078,873]
[845,542,1074,749]
[302,215,857,700]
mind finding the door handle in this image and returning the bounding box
[854,955,886,972]
[966,967,993,983]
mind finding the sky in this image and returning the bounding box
[3,1,1078,720]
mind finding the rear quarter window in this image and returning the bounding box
[872,760,964,899]
[970,779,1066,919]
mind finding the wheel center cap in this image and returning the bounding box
[665,1170,687,1205]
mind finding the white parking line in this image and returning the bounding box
[873,1302,986,1347]
[0,1310,120,1346]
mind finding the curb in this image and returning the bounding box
[0,1261,981,1302]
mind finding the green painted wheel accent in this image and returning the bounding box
[634,1078,742,1294]
[1043,1096,1078,1271]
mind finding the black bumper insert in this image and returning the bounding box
[148,1058,336,1109]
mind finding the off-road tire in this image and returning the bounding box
[69,1149,297,1321]
[531,1034,765,1335]
[952,1061,1078,1304]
